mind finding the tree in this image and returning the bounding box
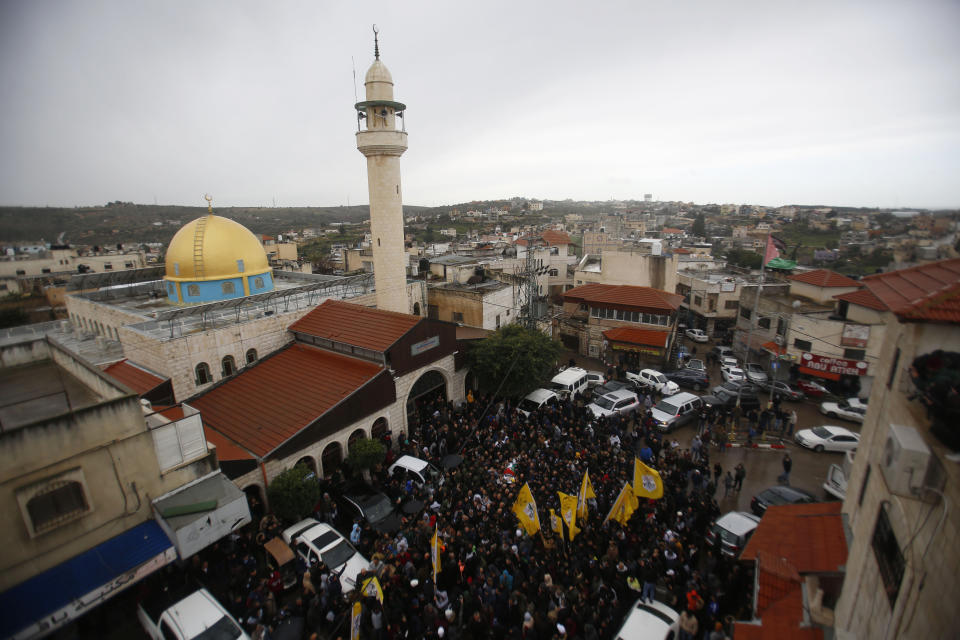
[692,213,706,237]
[267,463,320,523]
[346,437,386,473]
[466,324,562,398]
[724,249,762,269]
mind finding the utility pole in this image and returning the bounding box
[520,235,549,331]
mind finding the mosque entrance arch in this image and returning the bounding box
[320,442,343,479]
[347,428,366,452]
[296,455,317,477]
[371,417,389,441]
[405,369,448,437]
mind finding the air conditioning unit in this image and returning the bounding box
[881,423,944,501]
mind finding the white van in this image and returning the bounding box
[549,367,590,400]
[518,388,559,417]
[649,392,703,432]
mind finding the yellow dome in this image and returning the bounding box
[164,214,270,281]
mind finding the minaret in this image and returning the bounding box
[355,27,409,314]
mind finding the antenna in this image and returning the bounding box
[351,56,358,103]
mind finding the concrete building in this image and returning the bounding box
[354,34,410,314]
[675,271,750,339]
[833,258,960,640]
[427,280,516,330]
[573,249,679,292]
[0,246,148,296]
[0,335,239,639]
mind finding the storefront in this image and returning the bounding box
[797,352,870,396]
[602,327,671,370]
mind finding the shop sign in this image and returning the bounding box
[841,323,870,348]
[800,352,868,376]
[411,335,440,356]
[611,343,663,356]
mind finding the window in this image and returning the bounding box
[452,312,464,323]
[187,284,200,297]
[237,259,245,273]
[496,314,501,328]
[254,277,264,289]
[694,296,702,306]
[104,263,112,271]
[17,469,91,536]
[222,355,236,377]
[246,348,258,364]
[758,317,771,329]
[221,281,235,294]
[124,262,134,268]
[195,362,211,385]
[152,413,208,472]
[844,348,866,360]
[794,339,812,351]
[41,268,51,274]
[16,269,25,275]
[872,507,905,607]
[776,318,786,335]
[887,348,900,389]
[740,307,752,320]
[725,300,739,310]
[167,283,175,296]
[173,263,180,276]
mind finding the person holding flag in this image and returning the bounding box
[512,482,541,535]
[605,482,640,526]
[430,523,441,584]
[577,470,596,520]
[633,458,665,500]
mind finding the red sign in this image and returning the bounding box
[800,352,868,376]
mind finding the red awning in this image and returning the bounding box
[798,366,841,381]
[762,341,786,356]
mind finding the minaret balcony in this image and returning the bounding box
[356,130,408,157]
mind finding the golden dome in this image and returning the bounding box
[164,214,270,282]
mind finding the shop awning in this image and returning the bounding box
[0,520,175,640]
[152,471,252,560]
[798,365,841,381]
[602,327,670,348]
[762,341,786,356]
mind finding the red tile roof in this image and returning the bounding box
[833,287,887,311]
[288,299,421,352]
[741,502,846,574]
[563,283,683,312]
[661,227,684,234]
[101,359,168,395]
[854,258,960,323]
[672,248,692,254]
[188,343,385,457]
[602,327,670,348]
[788,269,860,288]
[203,427,254,462]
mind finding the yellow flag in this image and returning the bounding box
[431,525,441,578]
[577,470,596,520]
[633,458,664,500]
[361,576,384,603]
[605,483,639,526]
[512,482,541,535]
[549,508,563,536]
[350,601,362,640]
[557,492,581,541]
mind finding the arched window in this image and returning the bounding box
[221,281,235,294]
[187,284,200,297]
[195,362,211,385]
[413,302,421,316]
[246,348,258,364]
[254,277,264,289]
[222,355,236,377]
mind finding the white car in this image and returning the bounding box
[685,328,709,343]
[626,368,679,396]
[282,519,369,593]
[517,388,559,417]
[583,370,606,388]
[743,363,768,385]
[587,389,641,419]
[794,426,860,453]
[138,588,249,640]
[820,398,867,423]
[613,599,679,639]
[721,366,746,383]
[720,355,739,369]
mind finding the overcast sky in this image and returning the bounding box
[2,0,959,210]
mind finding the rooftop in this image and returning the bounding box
[288,299,421,352]
[563,283,683,312]
[0,360,102,431]
[788,269,861,288]
[844,257,960,323]
[101,359,168,396]
[741,501,846,573]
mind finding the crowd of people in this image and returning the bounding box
[147,385,762,640]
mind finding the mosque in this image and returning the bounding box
[56,35,466,505]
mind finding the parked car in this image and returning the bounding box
[341,488,402,534]
[264,537,299,591]
[549,367,591,401]
[721,366,746,383]
[750,485,818,516]
[613,599,680,640]
[701,389,760,411]
[138,587,249,640]
[665,368,710,392]
[593,379,632,401]
[582,370,606,388]
[684,358,706,373]
[820,398,867,423]
[794,426,860,453]
[587,389,641,419]
[708,345,735,362]
[627,368,679,396]
[743,363,768,385]
[712,381,758,398]
[719,355,739,369]
[706,511,761,557]
[282,519,369,592]
[685,328,709,343]
[760,380,805,402]
[649,392,704,432]
[518,388,559,417]
[823,451,856,500]
[388,455,444,488]
[796,379,829,397]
